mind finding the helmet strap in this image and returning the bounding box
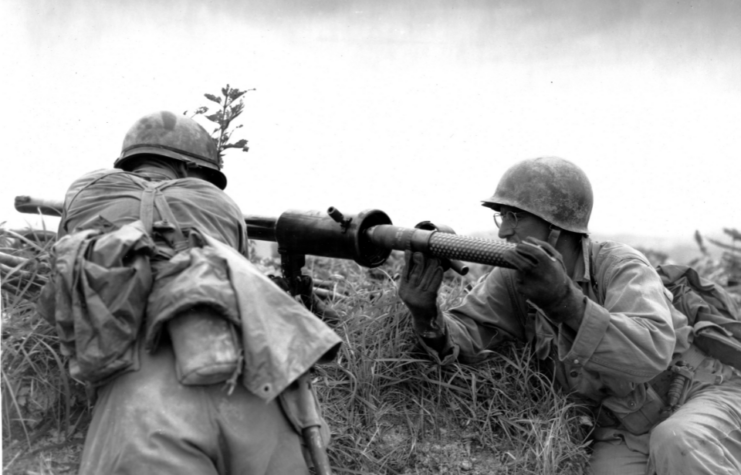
[547,227,562,247]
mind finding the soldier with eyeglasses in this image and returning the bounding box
[396,156,741,474]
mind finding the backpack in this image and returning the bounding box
[656,264,741,370]
[38,219,155,386]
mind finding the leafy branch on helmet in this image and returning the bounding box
[185,84,255,165]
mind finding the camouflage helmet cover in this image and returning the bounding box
[482,156,593,234]
[114,111,227,189]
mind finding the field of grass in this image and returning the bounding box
[2,227,739,474]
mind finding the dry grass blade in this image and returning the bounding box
[1,366,33,449]
[0,252,30,268]
[2,225,88,474]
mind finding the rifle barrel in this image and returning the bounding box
[14,197,515,269]
[14,196,63,216]
[243,215,278,242]
[365,224,515,269]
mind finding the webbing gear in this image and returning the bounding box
[140,186,243,388]
[115,111,227,189]
[681,344,741,386]
[482,157,593,234]
[657,264,741,371]
[137,182,189,258]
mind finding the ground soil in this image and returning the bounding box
[3,429,508,475]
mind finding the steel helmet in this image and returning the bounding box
[482,156,593,234]
[114,111,227,189]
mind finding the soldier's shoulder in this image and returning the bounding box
[71,168,121,182]
[589,239,652,268]
[175,178,244,213]
[65,168,122,195]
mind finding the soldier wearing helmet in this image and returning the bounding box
[44,111,340,475]
[397,157,741,474]
[114,110,227,189]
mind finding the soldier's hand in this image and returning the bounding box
[505,237,585,325]
[505,237,571,307]
[398,251,444,332]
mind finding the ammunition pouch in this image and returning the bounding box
[167,306,242,386]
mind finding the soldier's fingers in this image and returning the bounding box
[504,250,532,272]
[419,260,443,289]
[518,241,548,258]
[403,250,414,281]
[524,237,560,262]
[422,254,443,271]
[517,242,556,267]
[407,252,427,284]
[425,265,444,292]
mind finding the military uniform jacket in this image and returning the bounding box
[424,238,694,433]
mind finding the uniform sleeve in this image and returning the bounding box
[558,254,677,383]
[423,268,528,365]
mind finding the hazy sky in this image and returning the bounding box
[2,0,739,241]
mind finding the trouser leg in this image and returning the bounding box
[588,428,649,475]
[217,375,309,474]
[648,378,741,475]
[78,342,308,475]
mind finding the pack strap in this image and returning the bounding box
[152,189,188,251]
[139,182,189,255]
[139,187,156,234]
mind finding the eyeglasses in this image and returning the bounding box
[493,211,522,229]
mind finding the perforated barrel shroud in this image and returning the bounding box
[428,233,515,268]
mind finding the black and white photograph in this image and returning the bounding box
[2,1,740,474]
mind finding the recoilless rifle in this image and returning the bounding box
[14,196,516,289]
[14,197,518,326]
